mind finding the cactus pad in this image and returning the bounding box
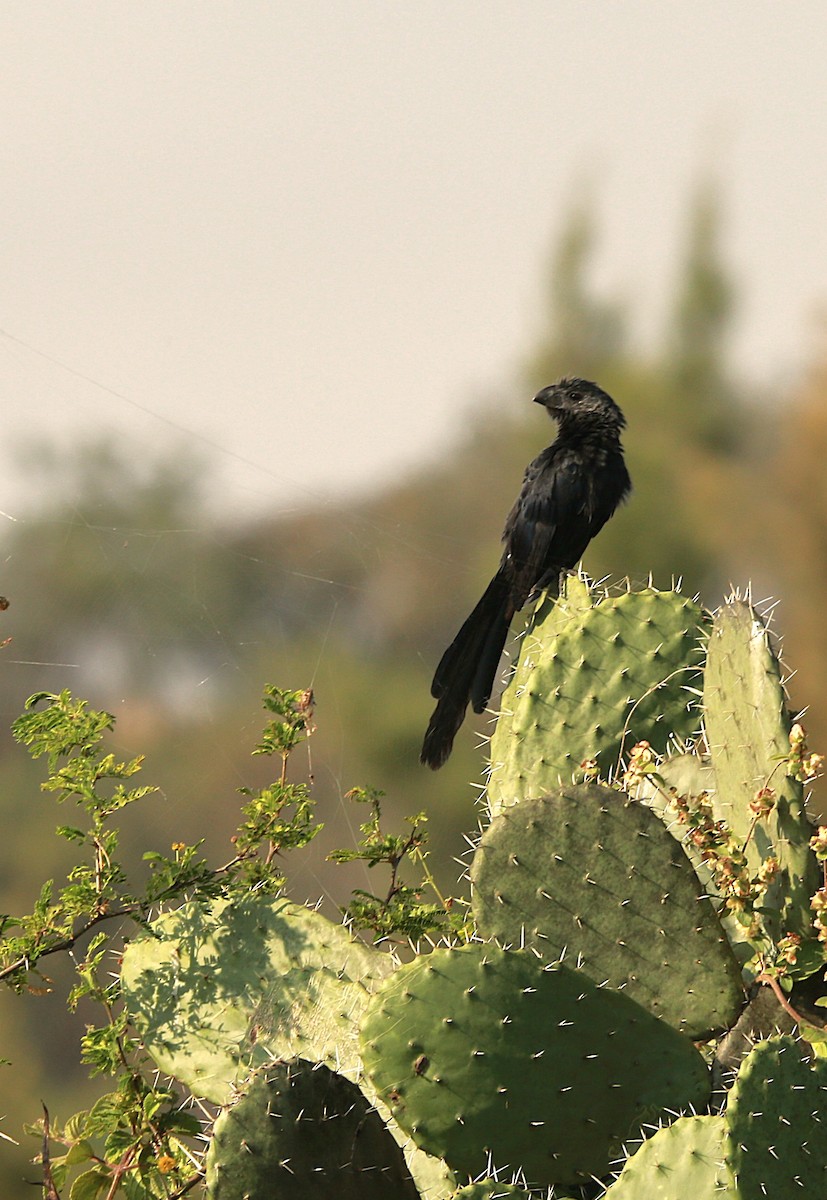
[449,1184,533,1199]
[121,896,390,1103]
[205,1059,419,1199]
[602,1115,728,1198]
[488,582,706,816]
[703,600,820,940]
[723,1035,827,1197]
[471,785,743,1037]
[361,943,710,1188]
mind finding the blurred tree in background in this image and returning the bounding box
[0,181,825,1193]
[531,186,628,377]
[666,177,740,452]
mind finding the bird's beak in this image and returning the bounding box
[533,387,557,410]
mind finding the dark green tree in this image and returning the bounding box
[665,177,740,452]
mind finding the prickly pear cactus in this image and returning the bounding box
[448,1184,533,1199]
[488,579,706,816]
[703,599,820,941]
[603,1114,729,1198]
[110,582,827,1200]
[493,573,594,737]
[205,1059,420,1199]
[122,897,456,1198]
[471,784,744,1037]
[361,943,709,1189]
[121,895,390,1103]
[601,1034,827,1196]
[723,1035,827,1197]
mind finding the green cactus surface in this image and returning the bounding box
[633,753,773,971]
[448,1184,533,1199]
[361,943,710,1189]
[634,753,722,911]
[491,573,594,753]
[488,580,706,817]
[471,784,744,1037]
[121,895,390,1104]
[723,1035,827,1198]
[205,1059,419,1199]
[602,1115,729,1198]
[703,600,820,941]
[122,897,455,1198]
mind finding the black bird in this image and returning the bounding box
[420,377,631,770]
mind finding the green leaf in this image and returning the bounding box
[64,1139,96,1165]
[785,937,827,981]
[69,1168,110,1200]
[799,1022,827,1058]
[165,1109,202,1138]
[63,1111,90,1141]
[56,826,88,843]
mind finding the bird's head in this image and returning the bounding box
[533,377,626,432]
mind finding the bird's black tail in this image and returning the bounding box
[420,570,512,769]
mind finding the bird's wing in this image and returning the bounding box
[504,454,592,601]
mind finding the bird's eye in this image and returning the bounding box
[568,390,582,402]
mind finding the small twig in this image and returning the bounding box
[167,1172,205,1200]
[740,759,786,855]
[103,1147,137,1200]
[40,1105,61,1200]
[756,972,807,1026]
[100,993,133,1076]
[411,847,445,906]
[0,908,136,984]
[214,851,246,875]
[0,856,226,984]
[383,826,421,907]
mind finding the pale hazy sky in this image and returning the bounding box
[3,3,827,520]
